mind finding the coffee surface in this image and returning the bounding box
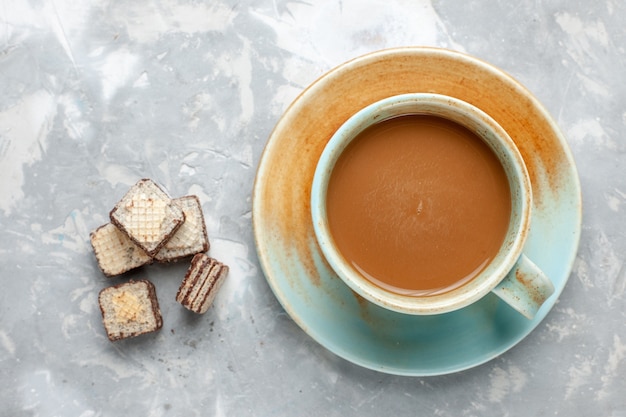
[326,115,511,295]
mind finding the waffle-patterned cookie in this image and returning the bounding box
[98,280,163,341]
[154,195,210,262]
[176,254,228,314]
[90,223,152,276]
[109,179,185,256]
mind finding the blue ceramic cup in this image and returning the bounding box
[311,93,554,319]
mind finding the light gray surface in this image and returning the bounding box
[1,1,624,416]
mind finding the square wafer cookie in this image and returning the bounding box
[109,179,185,256]
[98,279,163,341]
[176,253,228,314]
[90,223,152,276]
[154,195,209,262]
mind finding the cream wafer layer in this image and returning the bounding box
[176,254,228,314]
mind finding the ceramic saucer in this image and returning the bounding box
[252,47,582,376]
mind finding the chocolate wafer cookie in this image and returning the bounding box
[176,253,228,314]
[154,195,209,262]
[90,223,152,276]
[109,179,185,256]
[98,279,163,341]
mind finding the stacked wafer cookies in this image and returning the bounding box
[90,179,229,342]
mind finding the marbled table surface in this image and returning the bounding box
[1,1,625,416]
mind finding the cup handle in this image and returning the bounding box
[491,254,555,319]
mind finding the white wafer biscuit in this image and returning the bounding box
[90,223,152,276]
[98,279,163,341]
[154,195,209,262]
[110,179,185,256]
[176,253,228,314]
